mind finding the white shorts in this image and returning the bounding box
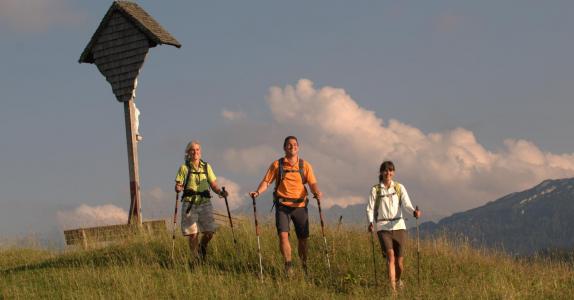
[181,201,218,235]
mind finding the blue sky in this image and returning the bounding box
[1,0,574,241]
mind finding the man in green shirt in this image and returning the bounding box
[175,140,227,261]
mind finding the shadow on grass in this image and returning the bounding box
[0,239,175,274]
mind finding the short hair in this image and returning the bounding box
[283,136,299,148]
[185,140,201,159]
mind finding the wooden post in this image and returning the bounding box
[81,229,88,249]
[124,99,142,225]
[79,2,181,228]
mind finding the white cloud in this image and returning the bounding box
[0,0,84,32]
[141,181,245,221]
[213,177,245,211]
[57,204,128,230]
[221,109,246,121]
[218,79,574,219]
[148,186,167,201]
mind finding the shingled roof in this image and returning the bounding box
[79,1,181,64]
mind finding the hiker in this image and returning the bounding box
[250,136,322,276]
[175,140,228,262]
[366,161,421,291]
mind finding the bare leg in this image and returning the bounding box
[199,231,214,259]
[298,237,308,269]
[188,233,199,257]
[396,256,404,284]
[279,232,292,262]
[387,249,397,291]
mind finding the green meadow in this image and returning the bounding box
[1,222,573,299]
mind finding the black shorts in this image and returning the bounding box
[377,229,407,257]
[275,205,309,239]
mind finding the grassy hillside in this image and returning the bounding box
[1,222,573,299]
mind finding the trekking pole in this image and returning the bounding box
[416,206,420,286]
[251,194,263,278]
[171,191,180,260]
[369,223,378,286]
[315,195,331,271]
[221,187,237,244]
[337,215,343,232]
[332,215,343,261]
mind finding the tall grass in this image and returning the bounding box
[1,221,573,299]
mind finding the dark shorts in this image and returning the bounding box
[377,229,407,257]
[275,205,309,239]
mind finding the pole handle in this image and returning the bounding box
[251,195,260,236]
[173,192,180,226]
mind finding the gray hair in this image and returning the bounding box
[185,140,201,160]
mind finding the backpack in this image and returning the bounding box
[373,182,403,222]
[182,159,211,197]
[272,157,308,209]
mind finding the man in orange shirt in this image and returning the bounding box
[250,136,322,276]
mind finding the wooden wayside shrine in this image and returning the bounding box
[72,1,181,246]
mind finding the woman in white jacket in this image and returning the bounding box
[366,161,421,292]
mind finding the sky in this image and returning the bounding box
[1,0,574,242]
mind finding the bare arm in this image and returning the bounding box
[400,185,422,218]
[309,182,322,200]
[175,181,183,192]
[210,180,225,197]
[250,180,270,198]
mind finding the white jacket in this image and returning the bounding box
[366,181,416,231]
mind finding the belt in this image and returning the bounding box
[377,217,402,222]
[276,196,307,204]
[182,189,211,199]
[183,190,211,214]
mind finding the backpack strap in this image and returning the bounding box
[182,160,212,203]
[272,158,308,210]
[373,184,381,222]
[395,181,403,207]
[200,160,213,197]
[299,159,306,184]
[373,181,403,222]
[202,160,211,185]
[274,158,284,195]
[184,160,193,190]
[274,158,307,190]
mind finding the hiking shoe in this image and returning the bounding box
[284,261,294,278]
[187,258,200,270]
[397,279,405,290]
[199,244,208,261]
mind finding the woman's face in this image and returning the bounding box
[187,144,201,161]
[381,168,395,183]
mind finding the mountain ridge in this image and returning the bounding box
[418,178,574,255]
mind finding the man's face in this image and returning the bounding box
[284,138,299,157]
[381,168,395,182]
[188,144,201,161]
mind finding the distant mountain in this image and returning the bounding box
[418,178,574,255]
[234,195,441,229]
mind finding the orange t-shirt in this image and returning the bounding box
[262,158,317,207]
